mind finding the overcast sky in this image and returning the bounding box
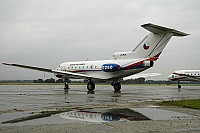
[1,0,200,80]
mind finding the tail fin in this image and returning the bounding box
[132,23,189,60]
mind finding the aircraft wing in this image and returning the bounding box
[2,62,54,73]
[2,62,100,79]
[123,73,161,81]
[173,72,200,82]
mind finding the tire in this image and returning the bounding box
[178,84,181,89]
[113,82,121,91]
[87,82,95,91]
[64,84,69,89]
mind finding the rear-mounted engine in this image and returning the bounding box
[102,64,121,72]
[143,60,154,67]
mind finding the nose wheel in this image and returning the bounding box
[64,79,69,90]
[178,84,181,89]
[178,81,181,92]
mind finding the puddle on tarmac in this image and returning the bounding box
[132,108,193,120]
[60,108,150,122]
[60,108,194,122]
[1,107,194,126]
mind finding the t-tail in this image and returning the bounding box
[113,23,189,60]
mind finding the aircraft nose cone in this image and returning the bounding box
[167,74,172,80]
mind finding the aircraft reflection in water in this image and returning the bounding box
[60,108,150,122]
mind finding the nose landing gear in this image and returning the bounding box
[178,81,181,92]
[64,79,69,90]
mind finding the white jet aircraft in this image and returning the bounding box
[3,23,189,91]
[167,70,200,88]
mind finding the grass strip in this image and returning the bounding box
[157,99,200,110]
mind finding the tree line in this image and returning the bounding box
[32,78,199,84]
[33,78,64,83]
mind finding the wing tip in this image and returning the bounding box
[2,62,12,66]
[2,62,8,65]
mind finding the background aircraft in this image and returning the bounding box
[2,23,189,91]
[167,70,200,88]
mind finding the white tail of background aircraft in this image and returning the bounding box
[3,23,189,92]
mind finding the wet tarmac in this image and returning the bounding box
[0,84,200,132]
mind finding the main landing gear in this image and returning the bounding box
[63,78,122,92]
[87,81,95,91]
[86,80,122,92]
[111,81,121,91]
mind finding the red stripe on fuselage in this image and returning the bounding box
[147,52,162,61]
[125,61,143,69]
[170,77,186,81]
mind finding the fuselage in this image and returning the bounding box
[55,58,153,81]
[167,70,200,81]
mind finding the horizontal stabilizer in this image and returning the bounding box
[142,23,189,36]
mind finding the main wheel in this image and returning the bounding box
[87,82,95,91]
[64,84,69,89]
[113,82,121,91]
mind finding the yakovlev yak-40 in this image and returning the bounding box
[3,23,189,91]
[167,70,200,89]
